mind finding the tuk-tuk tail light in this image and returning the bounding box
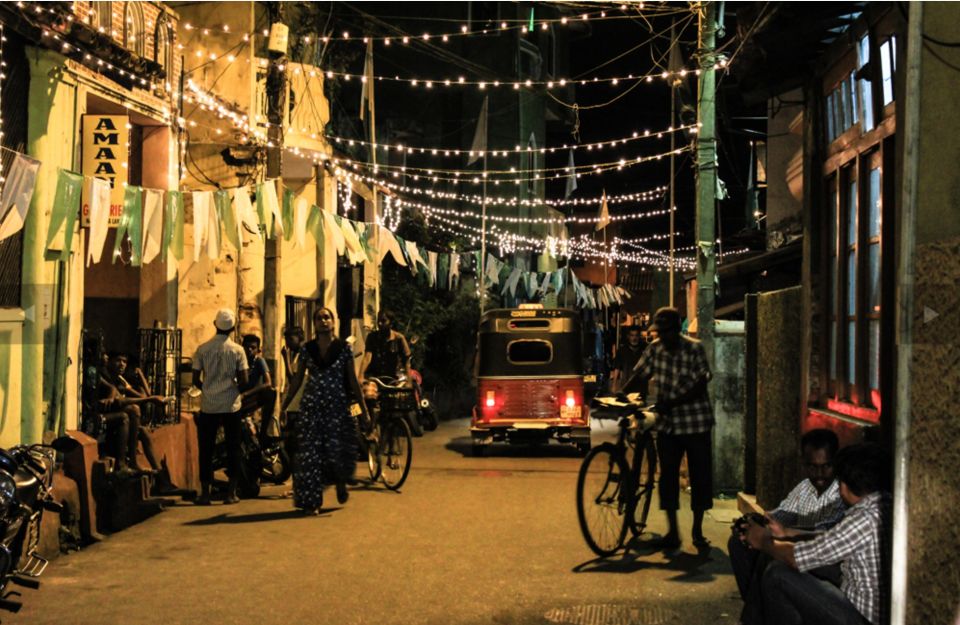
[485,391,496,408]
[565,390,577,408]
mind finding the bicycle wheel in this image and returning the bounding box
[576,443,630,557]
[367,424,382,482]
[380,418,412,491]
[628,433,657,537]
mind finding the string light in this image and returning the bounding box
[169,5,692,49]
[291,144,692,185]
[324,123,699,161]
[312,64,716,94]
[184,80,267,143]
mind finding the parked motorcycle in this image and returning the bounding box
[211,411,291,498]
[0,444,61,614]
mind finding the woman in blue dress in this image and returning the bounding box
[282,307,369,514]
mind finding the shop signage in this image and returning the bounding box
[81,115,129,227]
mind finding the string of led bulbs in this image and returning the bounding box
[322,123,698,161]
[178,4,693,48]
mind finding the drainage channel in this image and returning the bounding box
[544,604,679,625]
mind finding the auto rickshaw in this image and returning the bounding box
[470,305,590,456]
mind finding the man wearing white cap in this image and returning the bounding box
[191,308,249,504]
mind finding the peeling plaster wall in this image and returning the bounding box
[754,286,802,509]
[713,321,746,494]
[903,4,960,619]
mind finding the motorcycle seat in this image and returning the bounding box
[0,449,17,476]
[13,469,41,506]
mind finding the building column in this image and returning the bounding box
[23,49,77,443]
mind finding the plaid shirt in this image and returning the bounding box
[794,492,889,625]
[770,479,846,531]
[631,336,713,435]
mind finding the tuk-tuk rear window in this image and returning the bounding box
[508,319,551,330]
[507,340,553,364]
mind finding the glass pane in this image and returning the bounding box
[826,92,836,141]
[849,74,858,125]
[881,40,894,104]
[868,167,881,238]
[869,319,880,392]
[830,321,838,380]
[869,243,881,313]
[847,320,857,390]
[840,78,850,130]
[507,340,552,364]
[828,186,838,256]
[847,251,857,316]
[847,179,858,247]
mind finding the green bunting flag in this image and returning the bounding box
[215,190,241,251]
[282,188,295,241]
[113,185,143,265]
[164,191,185,260]
[45,169,83,260]
[306,204,324,250]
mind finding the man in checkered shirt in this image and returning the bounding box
[629,306,714,550]
[731,429,847,623]
[745,443,890,625]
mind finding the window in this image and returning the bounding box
[93,1,113,33]
[154,15,174,87]
[824,151,886,414]
[857,36,875,132]
[879,38,896,105]
[124,2,146,57]
[507,340,552,364]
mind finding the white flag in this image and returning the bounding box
[468,96,488,165]
[86,177,112,266]
[141,188,164,264]
[192,191,212,263]
[0,154,41,242]
[595,189,611,231]
[564,149,578,199]
[360,39,374,121]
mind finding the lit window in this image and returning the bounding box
[880,38,896,105]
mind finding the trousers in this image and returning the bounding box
[761,560,869,625]
[657,429,713,511]
[196,411,242,484]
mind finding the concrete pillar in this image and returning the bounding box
[23,49,77,443]
[139,125,177,327]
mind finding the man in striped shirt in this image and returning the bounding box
[191,309,249,505]
[731,429,846,622]
[745,442,890,625]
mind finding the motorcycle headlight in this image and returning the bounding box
[0,473,15,511]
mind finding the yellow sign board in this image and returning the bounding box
[81,115,129,227]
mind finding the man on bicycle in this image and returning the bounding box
[628,306,713,551]
[360,310,412,382]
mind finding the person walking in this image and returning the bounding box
[282,307,369,514]
[191,309,249,505]
[628,306,714,551]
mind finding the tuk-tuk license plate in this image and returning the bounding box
[583,374,597,383]
[560,406,582,420]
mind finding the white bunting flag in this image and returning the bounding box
[0,154,41,242]
[141,189,164,264]
[86,177,112,266]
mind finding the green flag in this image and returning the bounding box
[306,204,324,250]
[215,189,241,250]
[45,169,83,260]
[164,191,185,260]
[282,188,295,241]
[113,185,143,265]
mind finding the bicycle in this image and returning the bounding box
[576,394,659,557]
[361,377,413,491]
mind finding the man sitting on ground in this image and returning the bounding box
[745,442,891,625]
[240,334,278,440]
[731,428,846,622]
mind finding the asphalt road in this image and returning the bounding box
[13,419,743,625]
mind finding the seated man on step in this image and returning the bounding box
[731,428,847,623]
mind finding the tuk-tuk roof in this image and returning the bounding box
[479,308,581,334]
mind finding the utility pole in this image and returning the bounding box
[263,2,287,380]
[695,1,717,366]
